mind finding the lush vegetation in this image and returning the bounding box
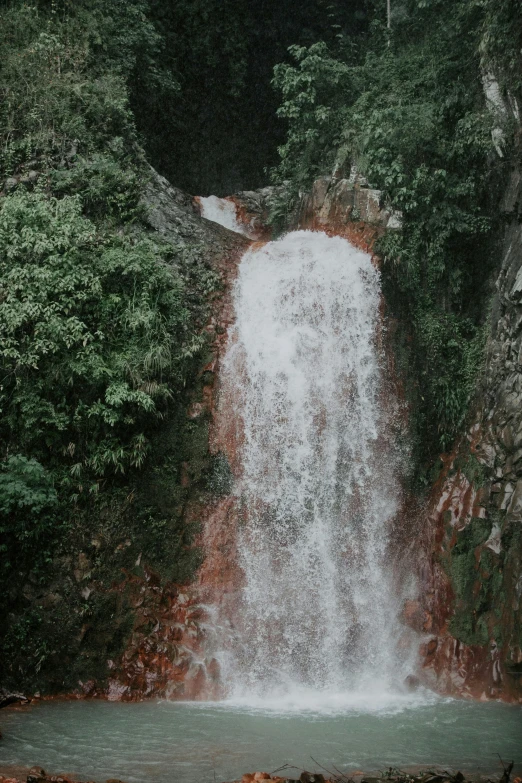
[0,190,200,480]
[1,0,367,197]
[0,0,218,686]
[1,0,520,686]
[271,0,520,476]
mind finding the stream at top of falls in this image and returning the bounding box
[198,195,254,236]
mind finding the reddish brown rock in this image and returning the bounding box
[401,600,427,633]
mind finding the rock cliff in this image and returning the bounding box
[418,147,522,701]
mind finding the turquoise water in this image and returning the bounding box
[0,697,521,783]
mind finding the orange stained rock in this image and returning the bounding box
[249,240,268,252]
[228,197,273,241]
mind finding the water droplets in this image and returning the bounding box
[219,230,405,704]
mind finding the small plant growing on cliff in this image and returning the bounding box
[205,452,234,496]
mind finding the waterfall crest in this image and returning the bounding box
[198,195,251,236]
[216,230,408,707]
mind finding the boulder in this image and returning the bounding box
[404,674,421,691]
[0,689,29,709]
[3,177,18,192]
[27,769,46,783]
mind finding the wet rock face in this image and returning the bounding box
[143,166,248,249]
[418,156,522,702]
[293,170,402,248]
[0,689,29,709]
[228,186,281,240]
[88,569,223,701]
[240,774,326,783]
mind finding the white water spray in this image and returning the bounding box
[199,195,252,237]
[217,230,410,707]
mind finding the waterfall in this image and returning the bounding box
[215,230,409,708]
[198,195,252,237]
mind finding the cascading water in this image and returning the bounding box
[214,230,410,708]
[198,195,252,237]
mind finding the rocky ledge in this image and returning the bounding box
[0,690,29,710]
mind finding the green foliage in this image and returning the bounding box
[273,42,353,190]
[447,516,494,646]
[271,0,511,468]
[0,455,57,517]
[51,154,144,222]
[414,315,488,452]
[0,1,219,687]
[478,0,522,93]
[449,610,489,647]
[0,609,53,679]
[0,17,134,174]
[0,190,206,486]
[0,455,59,572]
[0,0,373,195]
[132,0,371,193]
[0,0,218,496]
[455,452,487,488]
[450,517,490,596]
[0,588,134,688]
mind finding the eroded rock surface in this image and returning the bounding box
[293,170,402,245]
[418,153,522,701]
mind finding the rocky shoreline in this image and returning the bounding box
[0,763,519,783]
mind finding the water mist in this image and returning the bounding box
[214,230,412,710]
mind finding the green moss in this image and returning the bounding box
[449,611,489,646]
[455,453,487,488]
[445,517,498,647]
[444,510,514,650]
[205,452,234,496]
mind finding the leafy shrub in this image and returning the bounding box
[273,42,353,191]
[51,154,144,222]
[0,189,205,488]
[0,455,59,571]
[0,2,220,682]
[0,25,135,173]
